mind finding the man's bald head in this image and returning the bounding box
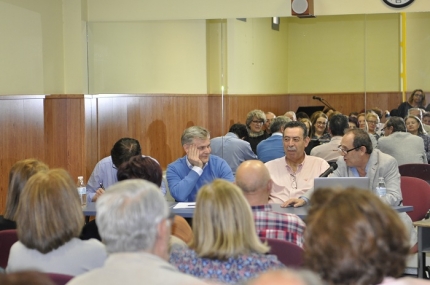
[235,160,271,194]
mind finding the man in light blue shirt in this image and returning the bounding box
[210,124,257,174]
[257,116,291,163]
[87,138,166,202]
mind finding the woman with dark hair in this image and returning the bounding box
[348,116,358,129]
[305,187,426,285]
[397,89,427,119]
[117,156,193,244]
[309,111,330,142]
[117,155,163,186]
[6,169,107,276]
[405,115,430,163]
[0,159,48,231]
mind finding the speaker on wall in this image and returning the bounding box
[291,0,314,18]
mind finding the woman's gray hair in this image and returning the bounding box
[181,126,210,145]
[245,110,266,127]
[96,179,169,254]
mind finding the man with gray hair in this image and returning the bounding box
[257,116,291,163]
[167,126,234,202]
[68,180,205,285]
[377,116,427,165]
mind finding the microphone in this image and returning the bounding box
[312,96,323,101]
[319,163,338,177]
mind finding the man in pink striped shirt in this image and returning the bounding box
[265,121,329,207]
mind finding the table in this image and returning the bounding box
[83,202,413,219]
[413,219,430,278]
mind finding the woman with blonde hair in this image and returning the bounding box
[0,159,48,231]
[365,111,380,140]
[405,114,430,163]
[169,179,283,284]
[357,113,367,131]
[299,118,312,134]
[6,169,107,276]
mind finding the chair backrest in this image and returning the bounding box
[260,237,304,268]
[0,229,18,268]
[45,272,74,285]
[400,176,430,221]
[399,164,430,183]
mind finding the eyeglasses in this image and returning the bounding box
[366,120,377,125]
[252,120,264,124]
[337,145,362,155]
[290,174,297,189]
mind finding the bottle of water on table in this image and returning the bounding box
[376,177,386,198]
[77,176,87,207]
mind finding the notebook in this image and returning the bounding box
[313,177,370,190]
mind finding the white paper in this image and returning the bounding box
[173,202,196,209]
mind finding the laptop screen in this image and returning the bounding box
[313,177,370,190]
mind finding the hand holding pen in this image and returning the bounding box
[92,182,106,202]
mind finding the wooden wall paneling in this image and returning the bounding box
[95,94,212,170]
[208,95,223,138]
[364,92,402,115]
[149,95,208,168]
[85,97,98,182]
[0,96,45,214]
[96,96,131,160]
[44,95,93,182]
[44,97,68,169]
[138,96,174,169]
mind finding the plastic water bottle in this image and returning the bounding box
[376,177,387,198]
[77,176,87,207]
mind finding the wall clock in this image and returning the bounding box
[382,0,414,8]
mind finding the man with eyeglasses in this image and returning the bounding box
[264,121,329,206]
[87,137,166,202]
[289,128,417,247]
[377,116,427,165]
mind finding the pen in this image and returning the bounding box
[99,182,105,190]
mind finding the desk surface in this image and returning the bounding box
[83,202,413,219]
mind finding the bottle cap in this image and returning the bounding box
[78,176,84,179]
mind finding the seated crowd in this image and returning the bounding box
[2,92,430,284]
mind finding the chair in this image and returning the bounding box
[400,176,430,222]
[260,237,304,268]
[399,164,430,184]
[0,229,18,268]
[45,273,74,285]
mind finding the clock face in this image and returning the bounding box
[382,0,414,8]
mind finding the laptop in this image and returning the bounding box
[313,177,370,190]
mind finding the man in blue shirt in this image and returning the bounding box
[87,138,166,202]
[257,116,291,163]
[166,126,234,202]
[210,123,257,174]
